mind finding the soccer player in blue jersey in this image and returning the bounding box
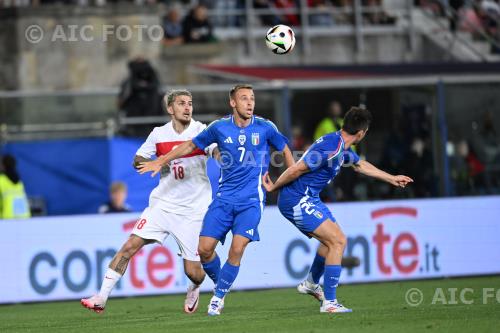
[138,84,294,315]
[262,107,413,313]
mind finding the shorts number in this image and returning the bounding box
[238,147,245,162]
[173,166,185,179]
[136,219,147,230]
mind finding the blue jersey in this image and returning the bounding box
[280,131,360,200]
[193,115,288,205]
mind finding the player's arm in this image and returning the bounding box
[352,160,413,188]
[262,160,310,193]
[281,145,295,168]
[138,140,197,177]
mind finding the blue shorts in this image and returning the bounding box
[200,199,262,245]
[278,193,336,238]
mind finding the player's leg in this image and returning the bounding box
[207,203,260,315]
[168,213,207,314]
[198,199,233,287]
[81,207,166,313]
[81,234,150,313]
[198,236,221,284]
[310,220,352,313]
[297,243,327,301]
[183,259,205,314]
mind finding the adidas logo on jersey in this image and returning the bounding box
[246,229,254,236]
[224,137,233,144]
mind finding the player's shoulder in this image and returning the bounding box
[254,116,279,132]
[314,132,343,149]
[147,123,170,137]
[190,119,208,132]
[204,115,232,131]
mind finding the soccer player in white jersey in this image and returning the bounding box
[81,89,215,314]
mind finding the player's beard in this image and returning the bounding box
[235,107,253,120]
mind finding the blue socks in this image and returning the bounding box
[324,265,342,301]
[215,262,240,299]
[307,253,326,284]
[202,254,221,284]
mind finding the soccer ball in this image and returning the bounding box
[265,25,296,55]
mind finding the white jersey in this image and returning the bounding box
[136,119,213,217]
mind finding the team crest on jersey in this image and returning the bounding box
[251,133,260,145]
[238,134,246,145]
[314,211,324,219]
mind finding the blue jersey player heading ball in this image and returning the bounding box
[139,84,294,316]
[262,107,413,314]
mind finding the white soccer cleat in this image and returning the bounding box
[320,300,352,313]
[184,284,200,314]
[207,296,224,316]
[81,295,106,314]
[297,280,325,302]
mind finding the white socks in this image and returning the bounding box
[98,268,122,301]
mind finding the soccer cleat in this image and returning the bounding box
[297,280,325,302]
[320,300,352,313]
[81,295,106,314]
[184,284,200,314]
[207,296,224,316]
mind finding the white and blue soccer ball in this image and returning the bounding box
[265,24,296,55]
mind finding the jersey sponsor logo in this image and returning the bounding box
[246,229,254,236]
[238,134,246,145]
[251,133,260,145]
[224,137,233,144]
[156,141,206,158]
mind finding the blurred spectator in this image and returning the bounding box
[449,0,465,32]
[332,0,353,24]
[362,0,396,25]
[0,155,31,219]
[118,57,162,136]
[470,111,500,193]
[99,181,131,214]
[162,6,184,46]
[309,0,335,26]
[274,0,301,26]
[314,101,344,140]
[182,4,216,43]
[254,0,282,26]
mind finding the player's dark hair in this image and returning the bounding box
[229,84,253,99]
[342,107,372,135]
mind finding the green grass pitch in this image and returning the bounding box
[1,276,499,333]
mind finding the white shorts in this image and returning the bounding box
[132,206,203,261]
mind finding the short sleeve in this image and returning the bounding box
[300,137,332,172]
[136,129,157,158]
[192,121,217,150]
[266,120,288,151]
[343,147,360,166]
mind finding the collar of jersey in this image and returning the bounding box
[231,115,254,128]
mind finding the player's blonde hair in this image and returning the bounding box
[110,181,127,194]
[164,89,192,106]
[229,84,253,100]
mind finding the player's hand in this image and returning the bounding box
[262,172,275,192]
[137,160,163,177]
[390,175,414,188]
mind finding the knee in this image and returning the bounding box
[325,233,347,251]
[198,245,214,262]
[228,244,246,261]
[119,239,141,258]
